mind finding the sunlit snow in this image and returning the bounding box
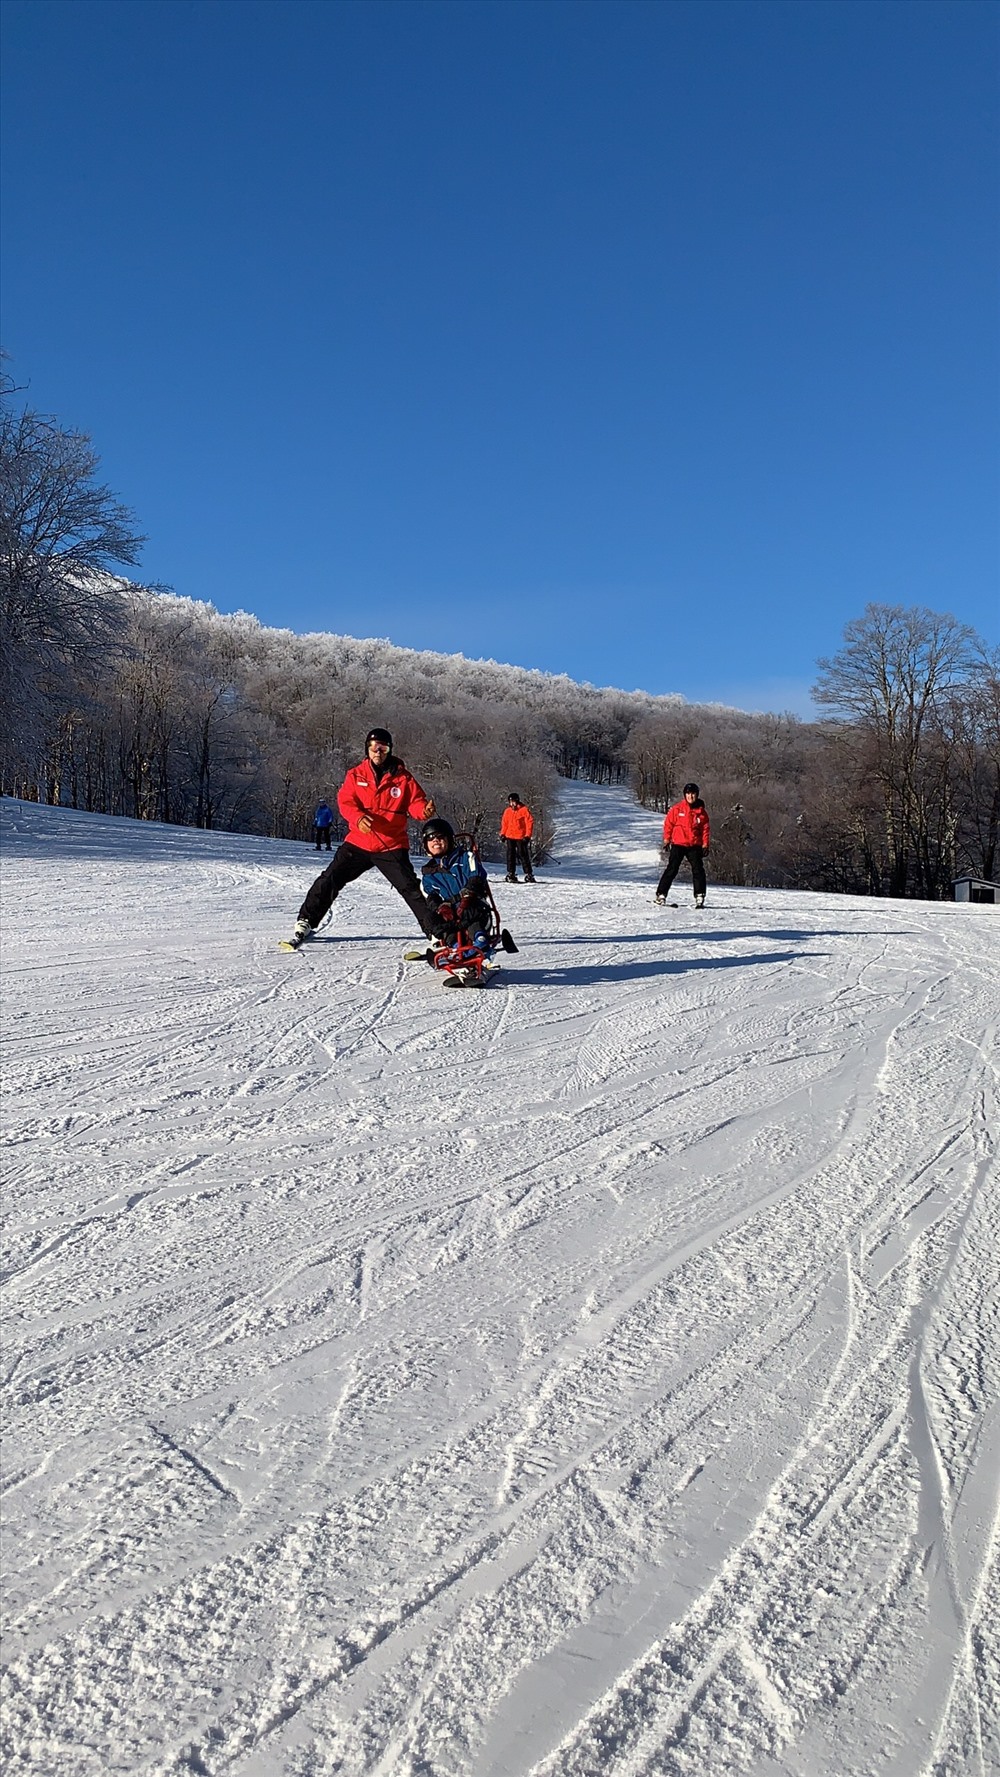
[1,781,997,1777]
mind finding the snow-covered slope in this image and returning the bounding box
[1,782,997,1777]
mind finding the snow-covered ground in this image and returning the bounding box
[1,780,997,1777]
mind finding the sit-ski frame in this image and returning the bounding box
[429,832,504,985]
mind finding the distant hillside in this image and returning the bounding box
[6,581,783,865]
[5,585,996,896]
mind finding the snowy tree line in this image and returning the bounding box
[2,377,997,892]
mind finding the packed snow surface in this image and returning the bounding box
[1,781,997,1777]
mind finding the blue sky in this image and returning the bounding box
[2,0,997,715]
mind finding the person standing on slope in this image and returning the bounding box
[282,729,437,949]
[499,792,535,883]
[312,800,335,850]
[655,783,710,907]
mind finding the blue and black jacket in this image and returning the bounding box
[421,845,490,909]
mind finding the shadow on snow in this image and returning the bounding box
[502,949,830,988]
[533,929,897,947]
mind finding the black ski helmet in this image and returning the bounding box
[422,817,455,848]
[366,727,393,750]
[508,791,520,803]
[683,782,700,796]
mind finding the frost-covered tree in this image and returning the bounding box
[0,376,145,765]
[813,604,981,896]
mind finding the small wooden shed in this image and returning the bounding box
[952,876,998,905]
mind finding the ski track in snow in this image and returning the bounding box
[1,782,997,1777]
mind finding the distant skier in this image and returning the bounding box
[312,800,335,850]
[656,783,710,907]
[499,792,535,883]
[281,730,437,949]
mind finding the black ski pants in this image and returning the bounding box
[312,825,333,850]
[505,838,534,879]
[656,844,707,900]
[298,842,432,935]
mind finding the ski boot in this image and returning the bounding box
[278,919,313,952]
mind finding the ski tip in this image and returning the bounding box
[440,966,496,987]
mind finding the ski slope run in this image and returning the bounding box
[1,780,997,1777]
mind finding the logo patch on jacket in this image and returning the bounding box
[390,785,402,798]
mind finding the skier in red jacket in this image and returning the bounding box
[281,729,437,949]
[655,783,710,907]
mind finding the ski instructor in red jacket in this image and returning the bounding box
[655,783,711,908]
[283,730,437,949]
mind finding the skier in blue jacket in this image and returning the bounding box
[312,801,335,850]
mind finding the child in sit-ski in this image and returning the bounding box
[419,819,493,953]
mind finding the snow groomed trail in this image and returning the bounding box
[1,781,997,1777]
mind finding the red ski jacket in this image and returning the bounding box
[500,803,534,840]
[662,799,710,849]
[337,756,433,853]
